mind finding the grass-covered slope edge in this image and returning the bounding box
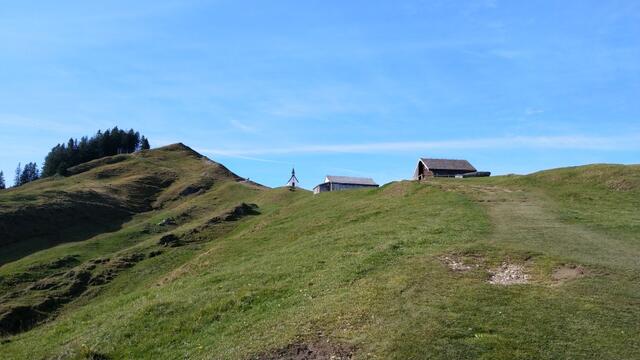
[0,152,638,360]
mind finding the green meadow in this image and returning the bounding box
[1,145,638,359]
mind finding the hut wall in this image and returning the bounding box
[313,183,331,194]
[431,169,473,177]
[330,183,378,191]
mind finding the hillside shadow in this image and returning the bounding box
[0,193,135,266]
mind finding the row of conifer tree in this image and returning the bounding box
[0,127,150,189]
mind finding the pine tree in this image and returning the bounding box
[133,131,141,151]
[140,136,150,150]
[77,136,90,164]
[125,129,137,153]
[14,163,21,187]
[19,162,39,185]
[42,144,66,177]
[0,171,5,190]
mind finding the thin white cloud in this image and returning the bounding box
[0,114,89,134]
[230,119,257,133]
[210,153,290,164]
[490,49,527,59]
[199,134,640,157]
[524,108,545,116]
[484,0,499,9]
[327,167,373,177]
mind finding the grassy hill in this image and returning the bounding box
[1,146,638,359]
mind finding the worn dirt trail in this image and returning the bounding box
[462,184,640,270]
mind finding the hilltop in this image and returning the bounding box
[0,145,639,359]
[0,143,254,265]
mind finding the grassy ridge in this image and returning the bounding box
[0,149,638,359]
[518,164,640,240]
[0,143,250,265]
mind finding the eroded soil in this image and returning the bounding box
[252,340,354,360]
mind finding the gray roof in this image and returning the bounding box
[325,175,378,186]
[420,158,476,172]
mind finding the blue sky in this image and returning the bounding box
[1,1,639,188]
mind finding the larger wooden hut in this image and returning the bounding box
[413,158,480,179]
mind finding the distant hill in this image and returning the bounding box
[0,143,253,266]
[1,145,638,359]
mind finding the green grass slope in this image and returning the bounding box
[517,164,640,239]
[0,143,251,265]
[1,151,638,359]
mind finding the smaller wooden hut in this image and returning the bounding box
[313,176,379,194]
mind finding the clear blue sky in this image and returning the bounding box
[1,1,639,189]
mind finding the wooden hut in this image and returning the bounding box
[413,158,485,179]
[313,176,379,194]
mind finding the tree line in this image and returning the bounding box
[1,127,150,189]
[41,127,150,177]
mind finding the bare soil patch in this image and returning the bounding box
[252,340,354,360]
[441,255,481,272]
[552,265,587,283]
[488,263,529,285]
[605,178,635,191]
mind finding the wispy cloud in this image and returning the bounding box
[205,153,290,164]
[230,119,257,133]
[484,0,499,9]
[524,108,545,116]
[263,86,384,118]
[489,49,528,60]
[0,114,89,134]
[327,167,373,177]
[200,134,640,156]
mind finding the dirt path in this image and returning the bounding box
[463,184,640,270]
